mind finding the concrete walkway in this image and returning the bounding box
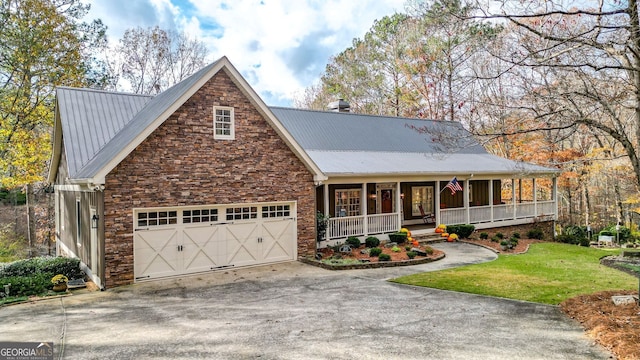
[0,243,611,359]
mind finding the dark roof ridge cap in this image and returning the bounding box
[56,86,154,99]
[269,106,459,124]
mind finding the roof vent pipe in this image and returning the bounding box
[328,99,350,112]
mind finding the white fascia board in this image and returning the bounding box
[322,171,559,184]
[47,105,64,184]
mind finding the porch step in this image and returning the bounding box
[413,233,445,244]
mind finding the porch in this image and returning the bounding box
[318,177,557,243]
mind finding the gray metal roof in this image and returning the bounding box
[74,59,222,179]
[270,107,486,153]
[271,107,558,176]
[56,87,152,178]
[54,60,558,183]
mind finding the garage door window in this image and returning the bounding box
[137,211,177,227]
[183,209,218,224]
[226,207,257,220]
[262,205,290,218]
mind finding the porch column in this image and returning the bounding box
[533,178,537,216]
[435,180,441,225]
[512,178,517,219]
[323,183,329,241]
[489,179,494,222]
[464,179,470,224]
[362,182,368,236]
[396,181,402,231]
[553,177,558,220]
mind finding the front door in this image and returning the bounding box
[381,189,393,213]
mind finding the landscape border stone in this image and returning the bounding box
[299,252,445,270]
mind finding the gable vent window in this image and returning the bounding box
[214,106,235,140]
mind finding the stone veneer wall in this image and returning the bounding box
[474,221,555,240]
[102,70,316,288]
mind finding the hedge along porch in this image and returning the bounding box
[271,107,560,246]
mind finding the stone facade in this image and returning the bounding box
[102,70,316,288]
[474,221,555,241]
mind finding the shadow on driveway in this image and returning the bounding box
[0,243,610,359]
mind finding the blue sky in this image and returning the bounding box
[86,0,407,106]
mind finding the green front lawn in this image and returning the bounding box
[392,243,637,305]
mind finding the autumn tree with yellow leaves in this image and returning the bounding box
[0,0,107,254]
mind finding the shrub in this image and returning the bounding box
[446,224,475,239]
[388,232,407,244]
[406,251,417,259]
[601,224,631,243]
[316,211,329,242]
[40,257,84,280]
[423,246,434,255]
[405,245,411,251]
[346,236,361,249]
[527,228,544,240]
[1,256,83,280]
[369,248,382,257]
[365,236,380,248]
[556,234,577,244]
[495,232,504,239]
[378,253,391,261]
[509,238,519,247]
[512,232,521,239]
[480,232,489,240]
[491,236,500,243]
[0,273,51,297]
[391,246,401,253]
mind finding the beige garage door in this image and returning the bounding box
[134,203,296,281]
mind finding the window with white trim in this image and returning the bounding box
[214,106,234,140]
[411,186,433,216]
[335,189,361,217]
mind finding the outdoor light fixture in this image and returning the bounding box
[91,214,99,229]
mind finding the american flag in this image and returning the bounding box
[445,177,463,195]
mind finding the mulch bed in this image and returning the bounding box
[461,238,544,254]
[306,243,444,270]
[561,290,640,360]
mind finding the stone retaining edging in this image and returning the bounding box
[299,252,446,270]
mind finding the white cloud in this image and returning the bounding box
[87,0,406,106]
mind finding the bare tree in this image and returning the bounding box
[109,26,208,95]
[473,0,640,192]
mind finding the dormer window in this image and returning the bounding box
[214,106,234,140]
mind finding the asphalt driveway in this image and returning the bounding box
[1,243,611,359]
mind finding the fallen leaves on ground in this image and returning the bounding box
[561,290,640,360]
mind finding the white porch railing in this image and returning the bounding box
[328,215,365,239]
[327,213,399,240]
[440,200,556,226]
[367,213,400,235]
[326,200,556,240]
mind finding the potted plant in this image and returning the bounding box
[51,274,69,292]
